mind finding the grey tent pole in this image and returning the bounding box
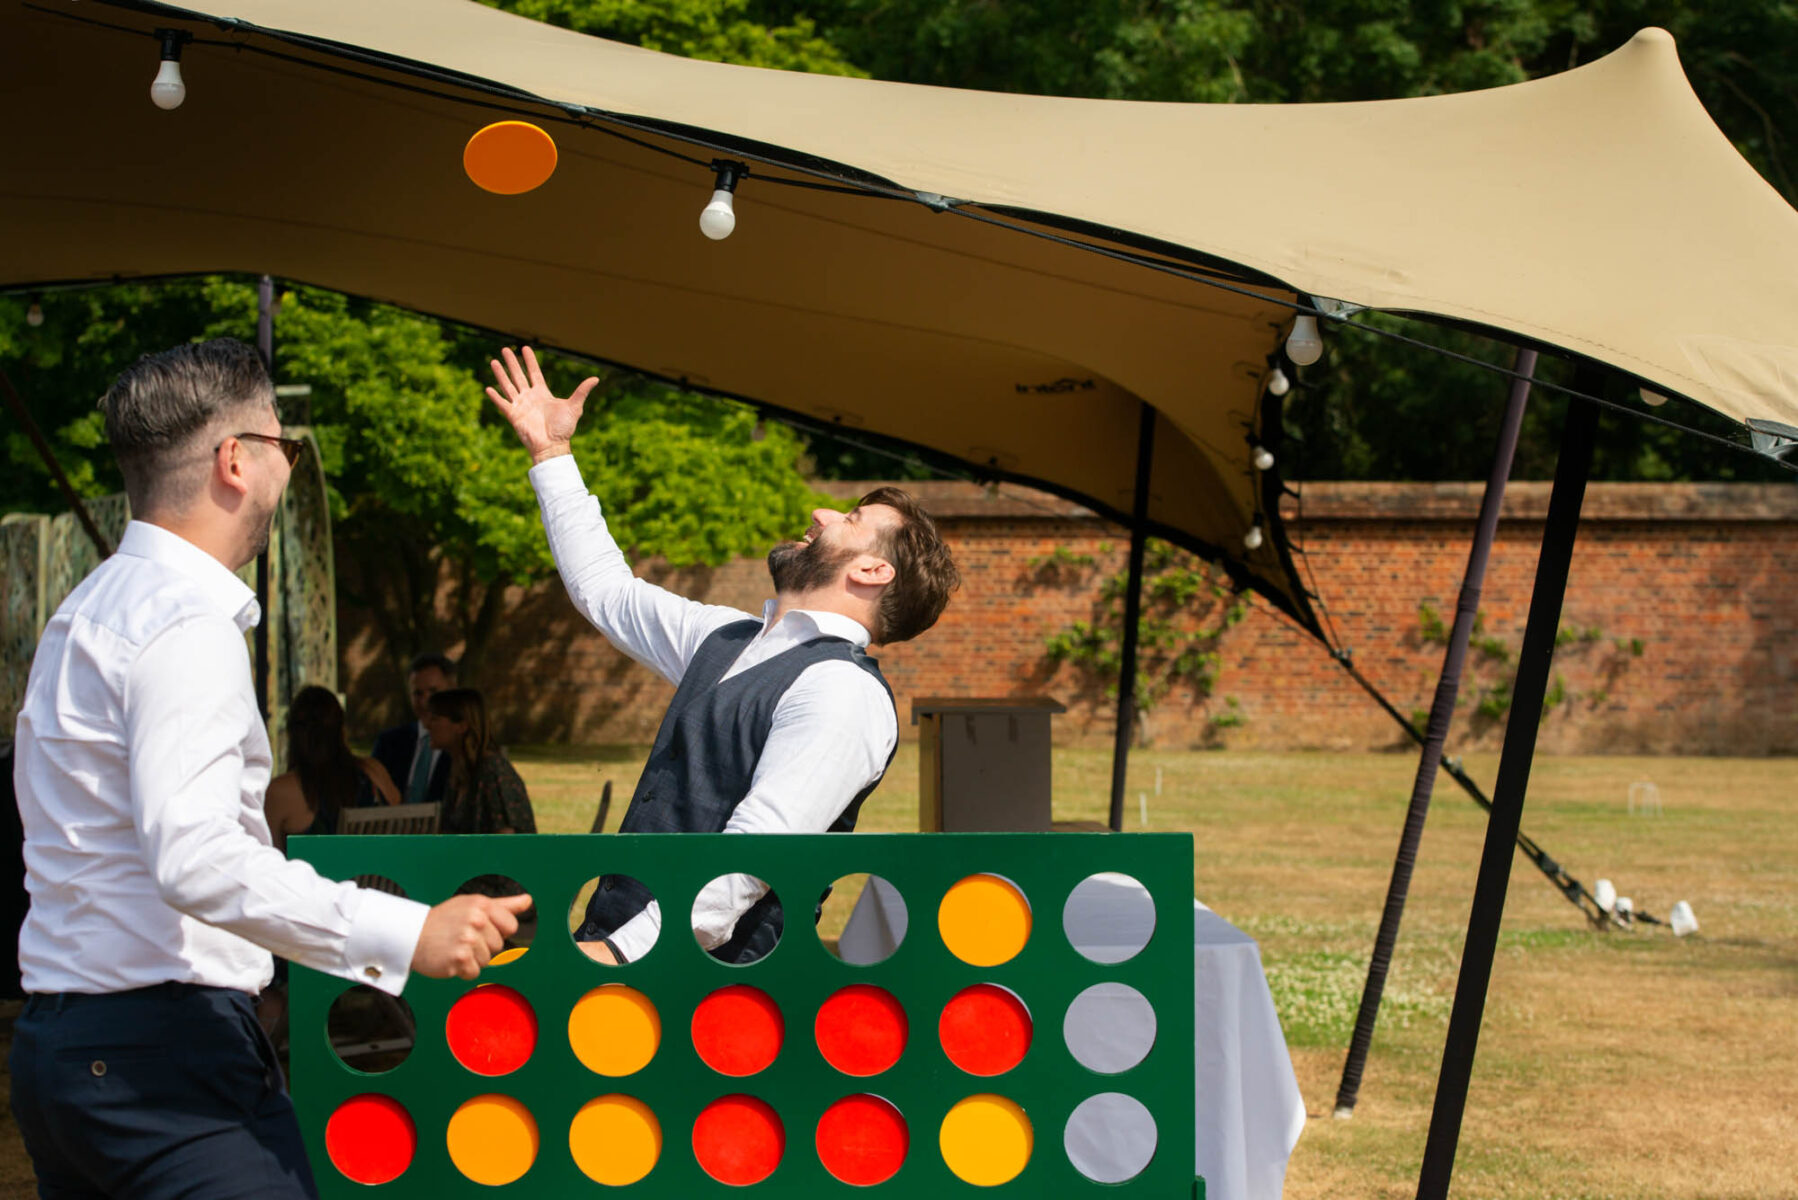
[1108,403,1156,833]
[1334,348,1538,1118]
[254,274,275,721]
[1415,379,1602,1200]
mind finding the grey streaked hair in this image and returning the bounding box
[98,337,273,514]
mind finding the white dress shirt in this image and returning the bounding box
[532,455,897,960]
[12,521,428,996]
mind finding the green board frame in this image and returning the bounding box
[290,832,1200,1197]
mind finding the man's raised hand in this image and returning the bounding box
[412,892,535,981]
[486,345,599,465]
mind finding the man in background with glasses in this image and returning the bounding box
[9,337,530,1199]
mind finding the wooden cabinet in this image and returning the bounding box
[912,698,1066,832]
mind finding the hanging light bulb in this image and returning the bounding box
[699,160,746,241]
[1639,387,1668,407]
[1265,366,1290,397]
[1593,878,1616,913]
[25,297,44,327]
[1243,524,1264,551]
[1252,444,1275,472]
[150,30,190,111]
[1286,313,1324,366]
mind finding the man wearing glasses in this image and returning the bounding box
[10,338,530,1199]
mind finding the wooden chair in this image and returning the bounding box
[338,802,440,837]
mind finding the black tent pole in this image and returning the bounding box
[1334,349,1537,1118]
[254,274,275,721]
[1415,377,1602,1200]
[1108,403,1156,833]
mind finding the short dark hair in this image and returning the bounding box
[98,338,273,514]
[407,652,458,680]
[859,486,960,644]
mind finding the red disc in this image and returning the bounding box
[814,985,908,1077]
[693,1095,785,1185]
[938,984,1032,1076]
[692,985,785,1076]
[445,984,538,1076]
[325,1094,416,1185]
[816,1095,908,1185]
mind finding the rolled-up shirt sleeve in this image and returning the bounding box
[125,615,428,995]
[691,662,898,950]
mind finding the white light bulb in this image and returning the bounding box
[150,59,186,110]
[26,302,44,327]
[1669,900,1698,937]
[1286,314,1324,366]
[1593,879,1616,913]
[699,188,736,240]
[1640,388,1667,407]
[1266,367,1290,397]
[1243,525,1264,551]
[1252,445,1275,472]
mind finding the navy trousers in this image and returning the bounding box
[9,983,316,1200]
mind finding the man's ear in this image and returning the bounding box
[214,437,252,498]
[850,556,896,588]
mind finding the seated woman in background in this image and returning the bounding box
[264,685,401,850]
[426,687,536,834]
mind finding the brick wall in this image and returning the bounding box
[340,481,1798,755]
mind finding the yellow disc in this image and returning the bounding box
[446,1094,538,1186]
[570,1095,662,1186]
[939,1094,1032,1186]
[489,946,528,966]
[937,874,1032,966]
[463,120,558,195]
[568,985,661,1076]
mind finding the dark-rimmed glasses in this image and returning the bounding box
[224,432,307,467]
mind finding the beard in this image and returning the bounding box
[767,534,854,594]
[242,491,279,562]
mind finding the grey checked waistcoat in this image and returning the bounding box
[575,619,895,964]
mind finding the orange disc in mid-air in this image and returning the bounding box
[464,121,558,194]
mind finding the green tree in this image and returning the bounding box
[479,0,863,73]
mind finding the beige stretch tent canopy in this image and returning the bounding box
[6,0,1798,637]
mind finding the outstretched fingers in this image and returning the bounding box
[522,345,547,391]
[500,346,530,394]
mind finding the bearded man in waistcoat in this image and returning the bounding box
[487,347,960,964]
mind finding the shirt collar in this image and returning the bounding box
[758,599,872,649]
[116,521,261,632]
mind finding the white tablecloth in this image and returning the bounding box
[839,875,1306,1200]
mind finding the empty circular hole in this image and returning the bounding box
[327,985,416,1074]
[693,874,782,965]
[692,985,785,1077]
[326,1094,416,1184]
[817,1095,908,1185]
[453,874,535,965]
[1062,873,1156,964]
[819,874,908,965]
[939,985,1031,1076]
[569,874,659,965]
[938,875,1031,967]
[693,1095,785,1185]
[1064,983,1157,1074]
[446,984,538,1076]
[1064,1093,1157,1183]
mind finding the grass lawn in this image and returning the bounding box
[0,748,1788,1199]
[525,745,1798,1200]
